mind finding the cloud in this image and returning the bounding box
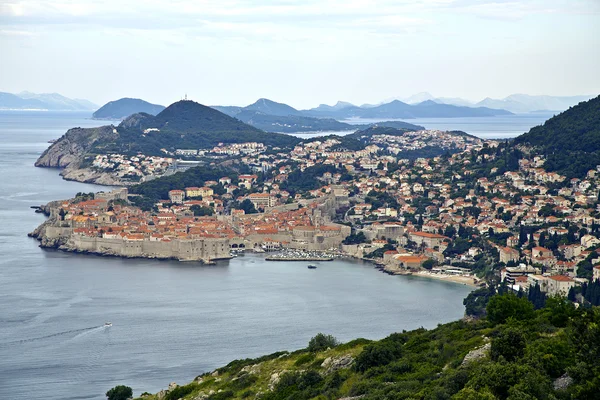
[0,29,36,37]
[0,0,597,43]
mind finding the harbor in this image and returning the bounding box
[265,249,337,261]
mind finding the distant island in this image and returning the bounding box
[214,97,513,122]
[92,98,165,119]
[0,91,97,111]
[397,92,594,114]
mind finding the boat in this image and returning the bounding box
[308,264,317,269]
[104,322,112,327]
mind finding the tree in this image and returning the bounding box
[486,293,535,325]
[239,199,258,214]
[422,259,436,270]
[106,385,132,400]
[491,327,526,362]
[342,231,367,245]
[463,286,495,317]
[307,333,339,352]
[191,205,214,216]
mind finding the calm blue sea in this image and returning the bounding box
[0,111,473,400]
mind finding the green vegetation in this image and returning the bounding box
[234,111,358,133]
[280,164,341,194]
[92,101,301,156]
[342,231,367,245]
[307,333,339,352]
[513,94,600,178]
[106,385,133,400]
[133,294,600,400]
[129,165,236,209]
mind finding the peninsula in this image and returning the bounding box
[31,96,600,291]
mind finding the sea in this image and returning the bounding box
[0,110,543,400]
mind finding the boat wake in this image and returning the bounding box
[0,325,103,346]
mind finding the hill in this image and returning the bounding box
[346,126,477,160]
[36,100,301,174]
[101,100,301,155]
[0,91,97,111]
[93,98,165,119]
[234,110,358,133]
[131,294,600,400]
[243,98,302,116]
[512,94,600,178]
[212,104,424,133]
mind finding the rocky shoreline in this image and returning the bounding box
[59,166,132,186]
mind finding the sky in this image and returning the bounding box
[1,0,599,109]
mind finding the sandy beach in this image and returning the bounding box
[413,271,479,287]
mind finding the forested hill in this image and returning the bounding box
[512,94,600,179]
[93,100,301,155]
[131,294,600,400]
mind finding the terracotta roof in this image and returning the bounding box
[549,275,573,282]
[411,231,447,239]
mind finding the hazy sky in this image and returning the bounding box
[1,0,599,108]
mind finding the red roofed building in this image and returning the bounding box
[547,275,576,296]
[408,231,449,248]
[168,190,185,204]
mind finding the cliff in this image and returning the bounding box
[35,125,118,168]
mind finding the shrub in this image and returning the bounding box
[228,373,258,391]
[307,333,339,352]
[354,341,403,372]
[106,385,133,400]
[294,352,316,366]
[166,384,197,400]
[490,327,526,362]
[207,390,234,400]
[486,293,534,325]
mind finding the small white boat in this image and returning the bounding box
[104,322,112,327]
[308,264,317,269]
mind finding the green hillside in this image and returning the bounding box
[132,294,600,400]
[92,100,300,155]
[512,95,600,178]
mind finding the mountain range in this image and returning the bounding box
[397,92,594,114]
[214,98,512,122]
[0,91,98,111]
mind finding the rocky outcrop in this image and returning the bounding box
[553,373,573,391]
[321,355,354,373]
[35,125,117,168]
[461,342,491,366]
[60,167,133,186]
[268,370,289,390]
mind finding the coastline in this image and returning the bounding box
[412,270,479,287]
